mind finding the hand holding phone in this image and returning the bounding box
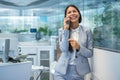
[64,17,70,30]
[66,20,70,25]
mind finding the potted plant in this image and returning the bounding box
[38,25,52,36]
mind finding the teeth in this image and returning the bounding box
[71,16,76,19]
[70,15,76,19]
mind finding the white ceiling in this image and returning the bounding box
[0,0,117,16]
[0,0,52,9]
[0,0,62,15]
[3,0,38,6]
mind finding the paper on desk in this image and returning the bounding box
[32,65,49,72]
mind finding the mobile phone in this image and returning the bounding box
[66,20,71,30]
[66,20,70,25]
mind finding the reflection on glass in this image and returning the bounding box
[93,2,120,51]
[0,0,119,51]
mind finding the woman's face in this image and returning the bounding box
[66,6,80,23]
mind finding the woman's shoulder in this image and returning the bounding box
[59,27,62,30]
[80,25,91,32]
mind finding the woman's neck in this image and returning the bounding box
[71,22,79,29]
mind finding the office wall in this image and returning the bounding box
[92,48,120,80]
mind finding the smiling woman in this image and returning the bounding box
[0,1,120,80]
[54,4,93,80]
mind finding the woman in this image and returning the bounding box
[54,4,93,80]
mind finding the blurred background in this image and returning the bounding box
[0,0,120,80]
[0,0,119,51]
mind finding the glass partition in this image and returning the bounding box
[93,1,120,51]
[0,0,119,52]
[80,0,120,52]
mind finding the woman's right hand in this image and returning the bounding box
[63,17,70,30]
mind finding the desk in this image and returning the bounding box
[0,61,32,80]
[31,65,49,80]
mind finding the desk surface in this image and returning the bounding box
[0,61,32,80]
[0,61,31,66]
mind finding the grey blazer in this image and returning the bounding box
[55,25,93,76]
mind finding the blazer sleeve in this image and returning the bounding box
[77,28,93,58]
[58,29,69,53]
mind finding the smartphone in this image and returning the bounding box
[66,20,70,25]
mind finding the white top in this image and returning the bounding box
[69,26,80,65]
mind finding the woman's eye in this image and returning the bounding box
[73,10,77,13]
[67,10,77,14]
[67,11,71,14]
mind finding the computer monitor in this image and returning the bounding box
[2,39,10,63]
[0,34,18,63]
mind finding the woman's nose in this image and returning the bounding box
[71,11,74,14]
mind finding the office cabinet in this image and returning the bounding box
[37,46,54,80]
[18,46,37,55]
[18,44,54,80]
[18,46,38,66]
[26,54,37,66]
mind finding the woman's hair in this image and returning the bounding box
[64,4,82,52]
[64,4,82,23]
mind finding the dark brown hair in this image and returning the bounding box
[64,4,82,52]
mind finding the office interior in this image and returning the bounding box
[0,0,120,80]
